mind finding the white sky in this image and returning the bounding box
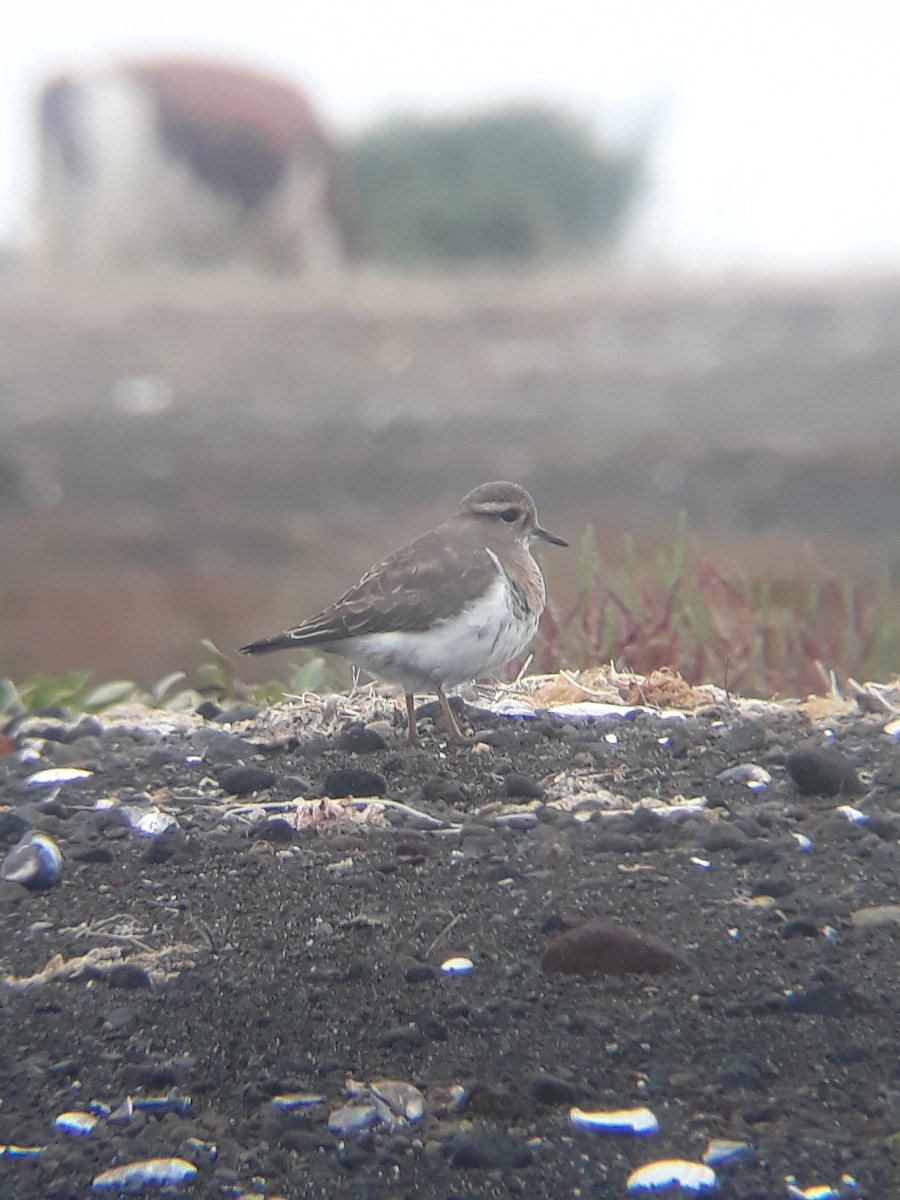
[3,0,900,274]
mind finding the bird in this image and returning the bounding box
[239,481,567,745]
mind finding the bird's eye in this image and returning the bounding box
[500,508,519,523]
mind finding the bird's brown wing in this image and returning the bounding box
[240,525,501,654]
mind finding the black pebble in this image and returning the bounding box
[864,813,900,841]
[219,765,277,796]
[781,981,863,1016]
[0,811,33,845]
[259,818,294,844]
[504,773,545,800]
[445,1131,533,1170]
[717,1055,764,1090]
[323,768,386,798]
[530,1073,580,1106]
[108,964,152,990]
[780,917,821,939]
[335,724,389,753]
[377,1024,423,1049]
[404,964,436,984]
[416,1014,448,1041]
[201,732,264,764]
[218,702,261,724]
[750,876,794,899]
[142,832,184,864]
[784,747,861,796]
[69,845,114,864]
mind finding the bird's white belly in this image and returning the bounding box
[337,574,538,693]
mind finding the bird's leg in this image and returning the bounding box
[436,685,470,745]
[404,692,421,747]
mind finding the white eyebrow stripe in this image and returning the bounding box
[485,548,505,576]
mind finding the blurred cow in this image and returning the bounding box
[36,58,362,274]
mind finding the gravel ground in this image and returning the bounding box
[2,673,900,1199]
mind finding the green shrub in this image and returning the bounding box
[350,105,640,266]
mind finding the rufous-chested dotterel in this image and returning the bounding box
[239,481,567,744]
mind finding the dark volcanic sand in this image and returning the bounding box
[1,692,899,1199]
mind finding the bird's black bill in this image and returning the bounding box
[537,526,568,547]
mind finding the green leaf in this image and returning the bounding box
[83,680,138,709]
[150,672,187,704]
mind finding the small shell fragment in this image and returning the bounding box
[181,1136,217,1163]
[702,1138,753,1165]
[328,1104,378,1136]
[53,1111,98,1136]
[271,1093,325,1111]
[791,832,813,853]
[716,764,771,790]
[0,1144,45,1158]
[441,956,474,975]
[132,1089,191,1116]
[25,767,93,786]
[570,1106,659,1135]
[91,1157,197,1191]
[785,1183,841,1200]
[107,1097,134,1126]
[627,1159,717,1193]
[371,1079,426,1123]
[494,811,539,829]
[429,1082,468,1115]
[1,833,63,889]
[835,805,867,824]
[121,806,178,837]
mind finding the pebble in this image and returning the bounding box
[219,764,277,795]
[504,772,545,799]
[0,809,33,844]
[444,1130,533,1170]
[217,701,261,723]
[529,1073,581,1106]
[781,979,863,1016]
[323,767,387,798]
[542,919,685,976]
[259,818,294,844]
[750,875,794,899]
[851,904,900,929]
[68,842,115,865]
[335,723,389,753]
[784,748,861,796]
[415,1014,447,1041]
[716,1055,764,1090]
[780,917,821,939]
[403,963,436,984]
[108,964,152,990]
